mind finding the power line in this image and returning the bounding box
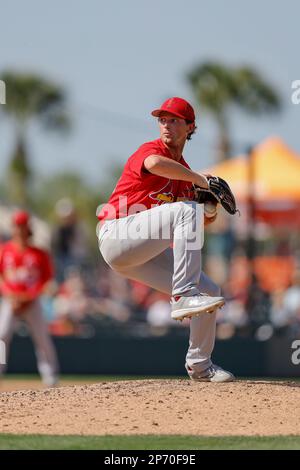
[73,102,151,134]
[72,101,222,151]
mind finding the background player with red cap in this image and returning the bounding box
[0,210,59,387]
[97,97,234,382]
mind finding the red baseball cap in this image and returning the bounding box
[151,97,195,122]
[12,210,30,226]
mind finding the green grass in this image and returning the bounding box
[2,377,299,450]
[0,434,299,450]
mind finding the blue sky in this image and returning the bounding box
[0,0,299,186]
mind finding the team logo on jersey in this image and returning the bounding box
[149,180,175,205]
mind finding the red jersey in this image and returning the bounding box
[0,241,53,299]
[97,139,195,221]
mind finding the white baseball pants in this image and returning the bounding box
[98,201,220,372]
[0,298,59,386]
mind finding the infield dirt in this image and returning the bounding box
[0,379,299,436]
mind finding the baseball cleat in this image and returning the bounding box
[186,363,235,383]
[170,293,225,321]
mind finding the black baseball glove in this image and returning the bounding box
[193,176,239,215]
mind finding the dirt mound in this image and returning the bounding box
[0,379,299,436]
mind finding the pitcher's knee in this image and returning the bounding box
[101,251,125,271]
[99,241,121,269]
[99,245,129,271]
[109,259,129,271]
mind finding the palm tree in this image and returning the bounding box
[187,62,280,160]
[0,71,70,206]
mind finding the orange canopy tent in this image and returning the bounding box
[205,137,300,225]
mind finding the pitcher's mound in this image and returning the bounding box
[0,379,299,436]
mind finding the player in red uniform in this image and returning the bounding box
[0,210,59,386]
[97,97,234,382]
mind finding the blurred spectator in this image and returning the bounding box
[245,274,271,330]
[277,270,300,336]
[49,266,130,330]
[51,198,88,281]
[146,292,173,327]
[270,289,292,329]
[53,267,90,324]
[2,225,297,340]
[128,280,153,320]
[283,271,300,319]
[217,299,248,329]
[90,267,132,323]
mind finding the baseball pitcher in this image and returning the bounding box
[97,97,236,382]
